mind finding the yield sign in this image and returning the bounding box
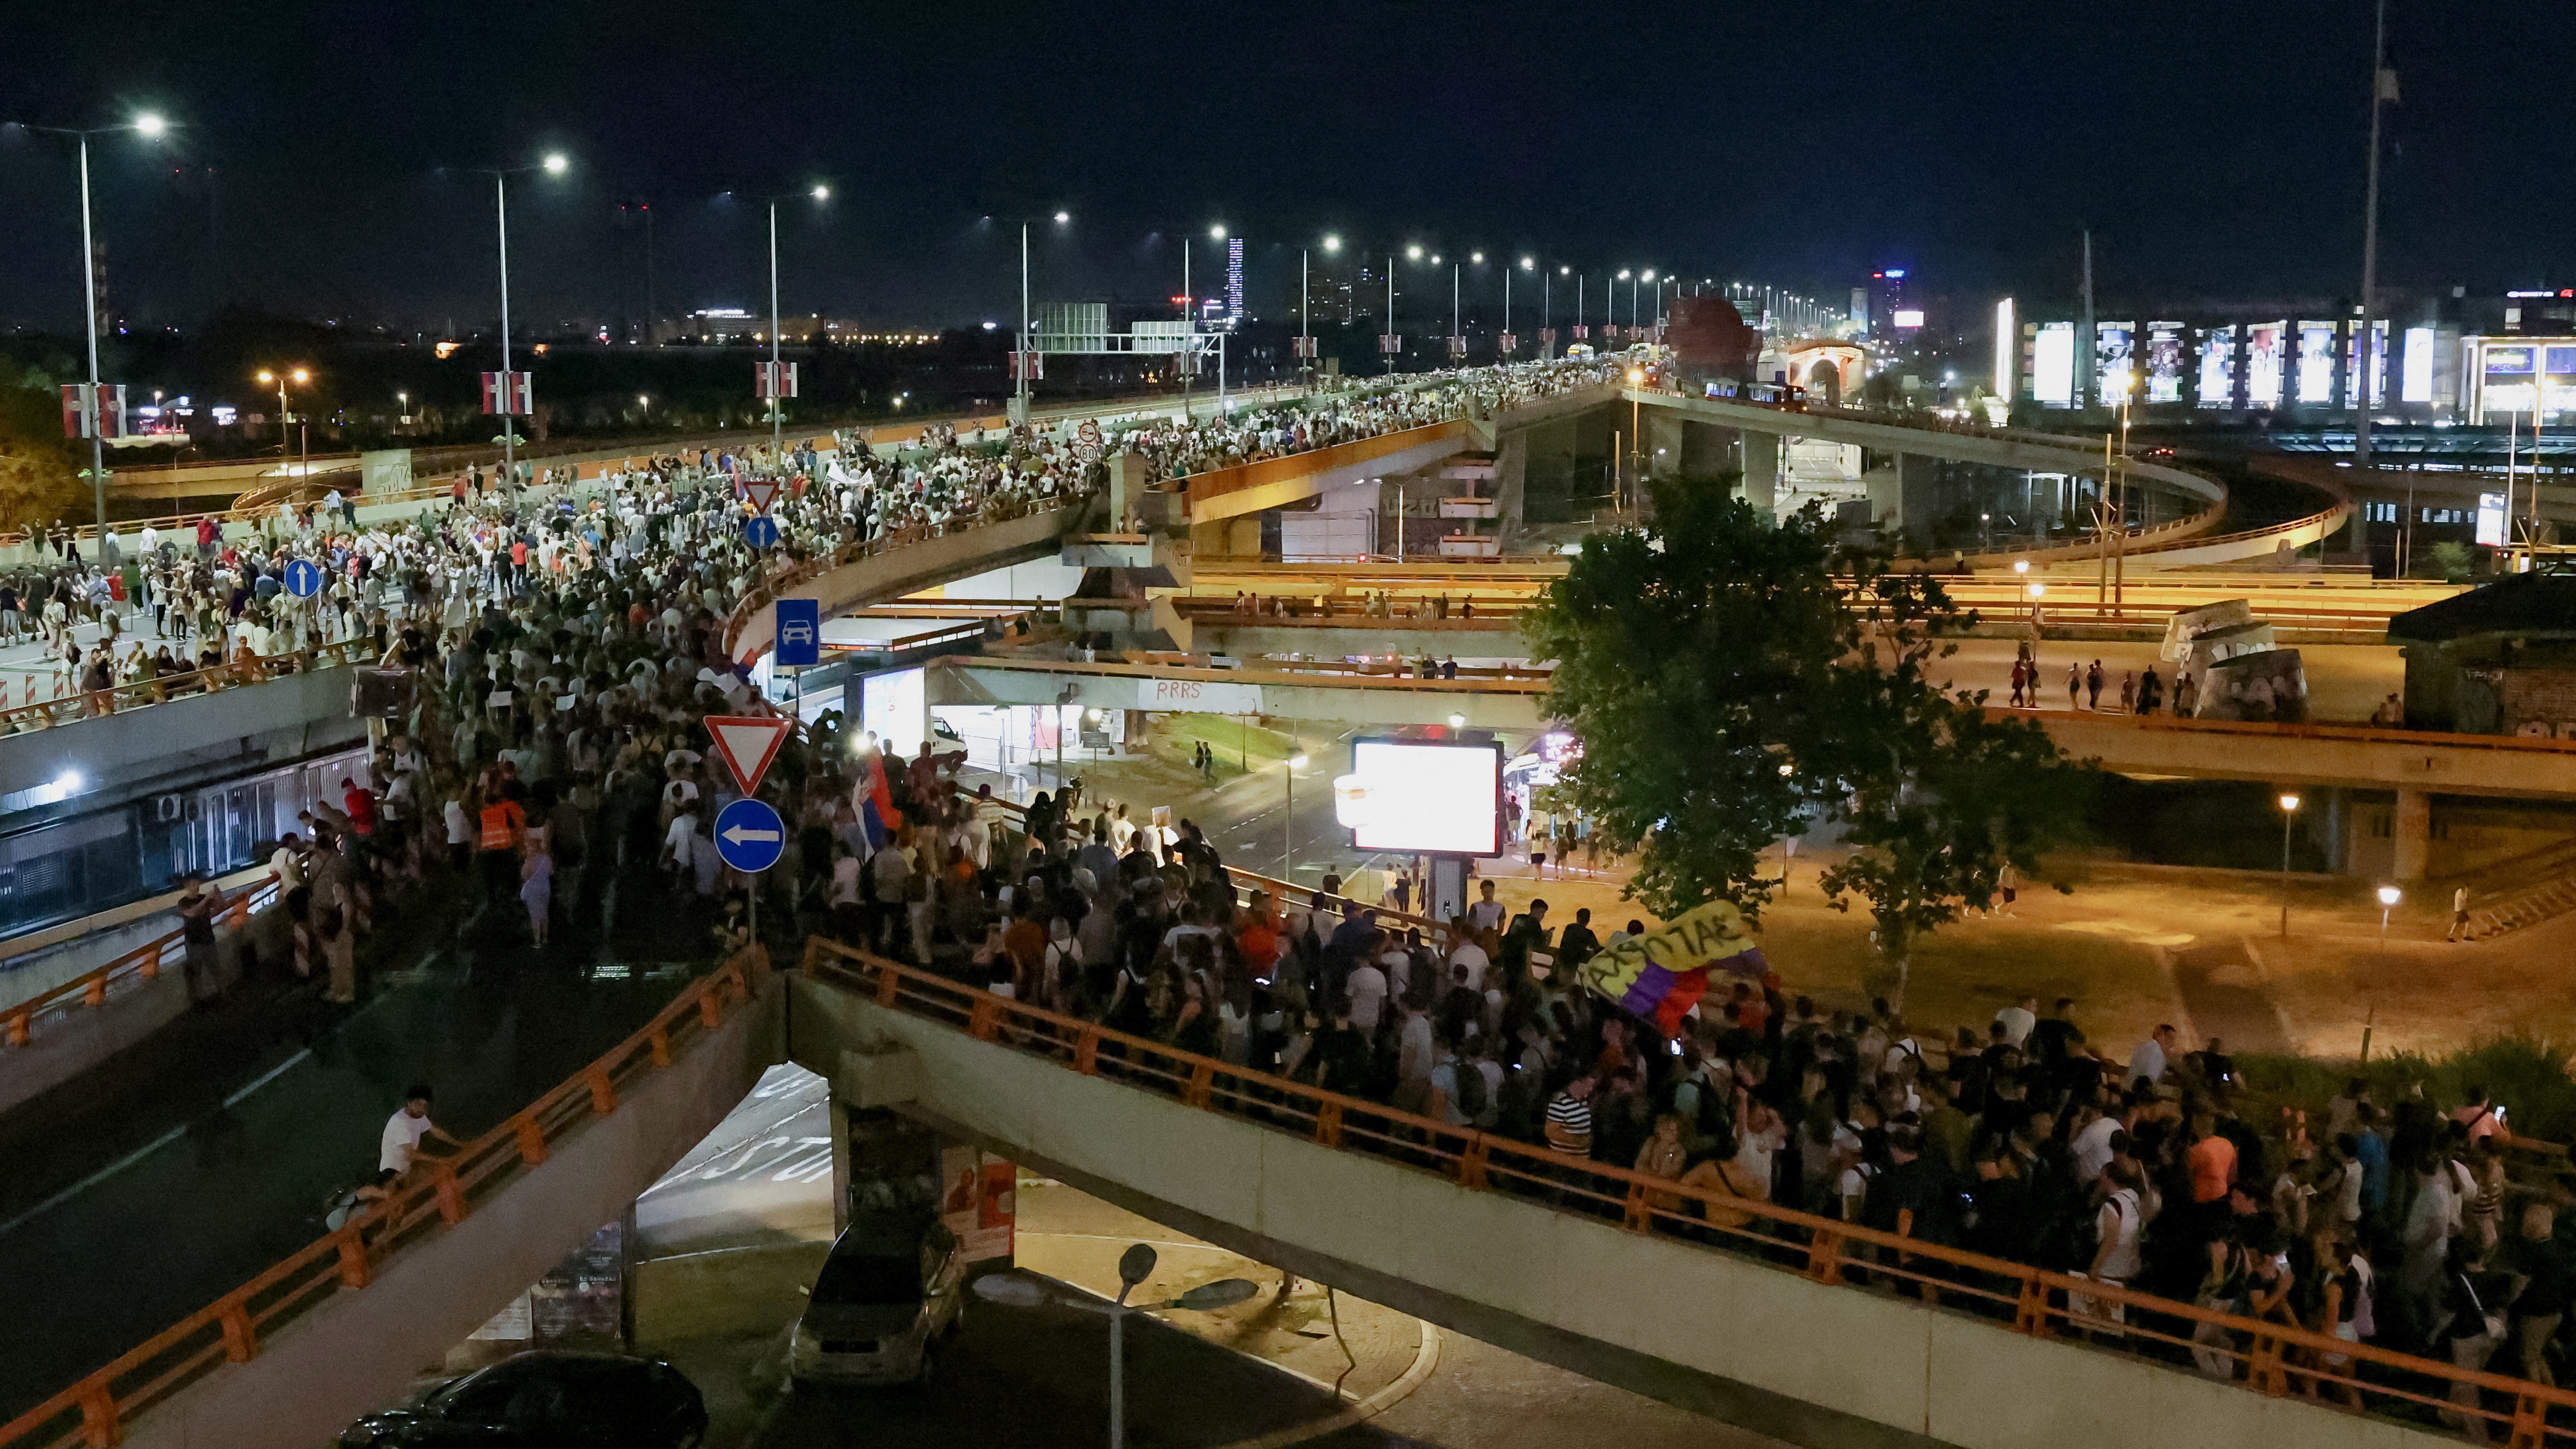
[704,714,792,795]
[742,478,780,514]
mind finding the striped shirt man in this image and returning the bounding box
[1545,1078,1597,1157]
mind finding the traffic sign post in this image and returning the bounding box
[773,597,821,668]
[713,798,786,873]
[742,478,779,514]
[704,714,792,795]
[744,514,781,550]
[713,796,786,948]
[283,557,322,598]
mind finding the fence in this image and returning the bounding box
[801,934,2576,1446]
[0,878,283,1052]
[0,636,377,739]
[0,945,769,1449]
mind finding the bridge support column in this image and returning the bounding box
[1644,409,1686,482]
[1737,430,1778,515]
[1872,454,1938,543]
[2393,788,2432,881]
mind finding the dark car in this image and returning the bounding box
[788,1213,966,1387]
[338,1350,707,1447]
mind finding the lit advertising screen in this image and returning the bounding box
[2297,322,2337,404]
[860,666,926,751]
[2344,321,2387,408]
[2145,325,2183,404]
[2033,322,2075,407]
[2247,323,2286,408]
[2477,493,2508,547]
[2484,344,2538,418]
[2402,326,2436,404]
[1334,738,1504,856]
[2095,323,2134,403]
[1892,308,1925,329]
[2198,325,2236,408]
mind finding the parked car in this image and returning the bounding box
[338,1350,706,1447]
[788,1212,966,1387]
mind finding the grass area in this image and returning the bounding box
[2235,1036,2576,1149]
[1145,714,1304,784]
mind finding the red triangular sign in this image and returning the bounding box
[704,714,792,795]
[743,479,779,514]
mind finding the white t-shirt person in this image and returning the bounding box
[379,1096,458,1174]
[1345,961,1389,1032]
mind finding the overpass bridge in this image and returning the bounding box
[23,931,2556,1449]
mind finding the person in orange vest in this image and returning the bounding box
[476,788,527,907]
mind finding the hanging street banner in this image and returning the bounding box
[1576,899,1770,1036]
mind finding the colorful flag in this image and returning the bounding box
[856,750,904,848]
[1576,900,1769,1036]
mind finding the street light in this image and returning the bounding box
[1016,210,1071,423]
[763,183,833,461]
[1321,234,1340,253]
[2277,793,2302,937]
[971,1248,1259,1449]
[255,368,311,474]
[2363,883,2401,1060]
[13,112,172,540]
[472,151,572,497]
[1283,753,1309,878]
[1406,244,1423,261]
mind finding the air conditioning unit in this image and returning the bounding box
[157,794,183,822]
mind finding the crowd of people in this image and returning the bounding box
[935,789,2572,1429]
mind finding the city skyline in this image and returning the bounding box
[3,0,2566,337]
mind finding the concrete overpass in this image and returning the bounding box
[47,934,2557,1449]
[925,654,1549,731]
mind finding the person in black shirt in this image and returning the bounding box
[1863,1123,1960,1296]
[2028,997,2080,1070]
[1553,907,1600,979]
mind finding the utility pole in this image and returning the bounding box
[2079,229,2096,415]
[2356,0,2392,467]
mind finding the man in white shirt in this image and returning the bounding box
[1994,995,2039,1049]
[380,1085,462,1176]
[1447,936,1492,994]
[270,833,307,890]
[1345,958,1389,1032]
[2125,1024,2178,1090]
[1464,879,1506,937]
[2072,1101,2125,1183]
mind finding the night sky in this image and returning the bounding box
[0,0,2563,336]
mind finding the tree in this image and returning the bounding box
[0,362,84,533]
[1520,474,1851,920]
[1523,473,2094,1002]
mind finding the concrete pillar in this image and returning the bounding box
[2393,787,2431,881]
[1738,430,1779,515]
[1494,431,1529,521]
[1679,420,1731,478]
[1644,409,1686,481]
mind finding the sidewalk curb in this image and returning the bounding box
[1207,1315,1443,1449]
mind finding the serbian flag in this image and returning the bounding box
[856,751,904,848]
[1576,901,1770,1037]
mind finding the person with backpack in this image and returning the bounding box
[2072,1161,2146,1332]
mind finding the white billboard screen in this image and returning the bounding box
[860,666,926,752]
[2033,322,2075,407]
[2297,322,2337,404]
[2096,322,2135,403]
[2198,325,2236,408]
[2247,323,2286,408]
[2145,325,2183,404]
[2477,492,2508,547]
[2402,326,2436,404]
[1336,739,1503,856]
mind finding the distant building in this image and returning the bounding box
[1869,270,1911,342]
[1226,237,1245,327]
[2388,570,2576,735]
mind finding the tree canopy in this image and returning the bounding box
[0,360,85,533]
[1521,472,2095,1001]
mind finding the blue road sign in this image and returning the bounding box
[713,797,786,874]
[283,557,322,598]
[744,514,781,550]
[773,597,821,668]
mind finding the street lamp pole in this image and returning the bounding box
[2277,793,2302,938]
[75,132,107,537]
[1019,220,1031,423]
[2365,884,2399,1060]
[768,197,783,462]
[1283,751,1308,880]
[494,170,516,499]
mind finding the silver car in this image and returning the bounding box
[788,1214,965,1387]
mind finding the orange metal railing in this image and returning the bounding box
[0,945,769,1449]
[800,934,2576,1445]
[1,879,282,1052]
[0,636,378,739]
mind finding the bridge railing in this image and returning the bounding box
[1986,703,2576,760]
[0,636,378,739]
[800,933,2576,1446]
[1,878,283,1053]
[0,945,769,1449]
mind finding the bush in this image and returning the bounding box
[2235,1036,2576,1147]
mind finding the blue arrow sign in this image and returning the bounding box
[744,514,781,550]
[713,797,787,874]
[773,597,821,668]
[283,557,322,598]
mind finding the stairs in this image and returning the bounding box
[2458,838,2576,942]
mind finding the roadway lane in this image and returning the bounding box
[1930,638,2402,722]
[0,861,720,1426]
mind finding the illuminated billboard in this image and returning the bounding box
[2033,321,2075,407]
[2402,326,2436,404]
[2198,325,2236,409]
[2296,321,2337,404]
[860,666,927,753]
[2247,322,2286,408]
[1334,737,1504,856]
[2096,322,2135,403]
[1892,309,1925,330]
[2477,492,2508,547]
[2343,321,2387,408]
[2145,324,2184,404]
